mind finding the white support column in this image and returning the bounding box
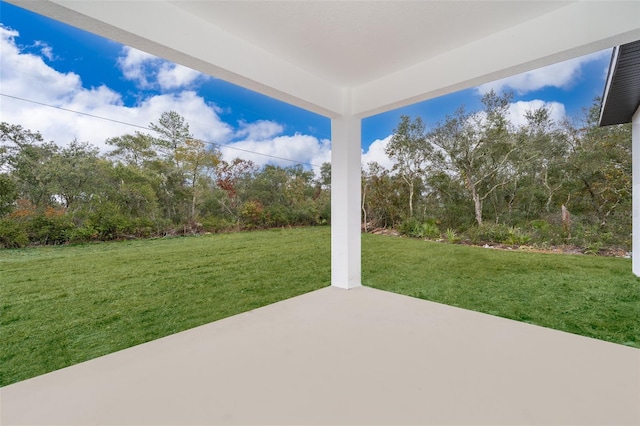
[331,114,362,289]
[632,108,640,276]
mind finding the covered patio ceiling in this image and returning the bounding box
[9,1,640,118]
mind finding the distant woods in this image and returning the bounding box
[0,111,330,247]
[0,91,632,253]
[363,92,631,253]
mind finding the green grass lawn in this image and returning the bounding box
[0,228,330,387]
[1,227,638,386]
[362,233,640,349]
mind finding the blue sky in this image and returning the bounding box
[0,1,611,172]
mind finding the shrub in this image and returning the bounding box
[240,200,265,227]
[87,202,134,240]
[399,218,420,236]
[421,222,440,239]
[467,223,512,244]
[26,213,74,245]
[529,219,550,231]
[504,227,532,246]
[132,217,156,238]
[65,225,98,243]
[0,219,29,248]
[444,228,461,243]
[265,205,289,228]
[287,203,320,226]
[399,218,440,239]
[201,216,236,233]
[571,222,617,253]
[584,241,603,255]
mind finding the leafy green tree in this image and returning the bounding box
[313,161,332,223]
[0,122,44,148]
[566,101,631,227]
[144,157,189,223]
[216,158,258,222]
[175,138,221,221]
[386,115,430,218]
[1,123,58,208]
[47,140,104,211]
[245,165,291,226]
[146,111,198,223]
[242,164,323,227]
[497,106,569,223]
[424,171,472,229]
[318,162,331,189]
[149,111,191,162]
[428,91,517,226]
[106,164,160,221]
[362,162,406,228]
[106,132,156,167]
[283,165,318,225]
[0,174,17,216]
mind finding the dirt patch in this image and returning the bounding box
[364,229,631,258]
[368,228,401,237]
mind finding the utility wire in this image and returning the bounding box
[1,93,152,131]
[3,59,332,142]
[214,143,321,168]
[1,93,323,168]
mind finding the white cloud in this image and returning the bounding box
[507,100,566,128]
[222,120,333,175]
[220,132,398,177]
[0,26,232,151]
[117,46,206,90]
[117,46,158,88]
[157,63,203,90]
[221,134,331,175]
[477,49,610,95]
[0,25,83,103]
[362,135,394,172]
[32,40,54,61]
[235,120,284,140]
[222,132,398,177]
[137,91,234,143]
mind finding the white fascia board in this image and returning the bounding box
[9,0,344,118]
[598,45,620,126]
[352,1,640,118]
[632,106,640,276]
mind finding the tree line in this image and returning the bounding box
[363,91,631,253]
[0,111,331,247]
[0,91,632,253]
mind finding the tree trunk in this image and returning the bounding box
[466,174,483,226]
[362,182,368,232]
[545,193,554,214]
[191,190,196,221]
[190,171,197,221]
[561,204,571,237]
[473,192,483,226]
[408,180,414,218]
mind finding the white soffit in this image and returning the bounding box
[8,1,640,118]
[173,1,570,88]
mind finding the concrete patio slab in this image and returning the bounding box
[1,286,639,425]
